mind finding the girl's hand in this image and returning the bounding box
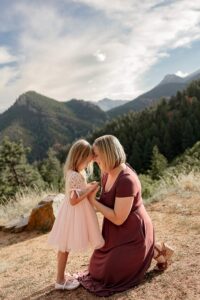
[88,185,100,205]
[70,183,98,206]
[87,181,98,188]
[87,182,98,192]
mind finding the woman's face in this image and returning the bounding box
[92,145,106,171]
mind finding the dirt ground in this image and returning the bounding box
[0,192,199,300]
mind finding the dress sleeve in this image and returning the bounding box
[67,171,84,198]
[116,174,135,198]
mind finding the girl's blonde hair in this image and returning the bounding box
[93,135,126,171]
[64,139,92,179]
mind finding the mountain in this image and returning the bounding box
[108,69,200,118]
[183,68,200,82]
[95,98,129,111]
[90,79,200,173]
[64,98,107,123]
[0,91,108,161]
[158,74,184,85]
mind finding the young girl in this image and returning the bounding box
[48,139,104,290]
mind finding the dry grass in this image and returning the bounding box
[149,171,200,203]
[0,189,54,225]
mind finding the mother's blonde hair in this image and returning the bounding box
[64,139,92,178]
[93,135,126,170]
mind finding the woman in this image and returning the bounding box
[78,135,155,297]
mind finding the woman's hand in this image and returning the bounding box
[87,182,99,193]
[87,181,98,189]
[87,185,100,205]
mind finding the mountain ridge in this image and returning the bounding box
[0,91,108,161]
[108,68,200,117]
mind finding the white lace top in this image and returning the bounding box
[66,170,87,198]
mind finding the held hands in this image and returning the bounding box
[87,183,100,205]
[78,182,98,198]
[87,181,99,195]
[87,181,98,186]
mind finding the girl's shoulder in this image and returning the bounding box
[67,170,86,183]
[67,170,82,179]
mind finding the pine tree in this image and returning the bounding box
[143,139,153,172]
[182,120,194,150]
[129,141,142,171]
[150,146,168,180]
[0,137,45,201]
[39,148,63,191]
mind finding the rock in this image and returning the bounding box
[38,194,56,205]
[0,224,5,231]
[1,194,65,233]
[27,199,55,232]
[2,218,22,232]
[12,216,29,233]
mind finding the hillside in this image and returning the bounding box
[95,98,129,111]
[0,91,108,161]
[108,69,200,118]
[90,80,200,173]
[0,185,199,299]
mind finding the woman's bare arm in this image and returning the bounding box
[89,186,134,225]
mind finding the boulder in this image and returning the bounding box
[27,198,55,232]
[1,193,65,233]
[2,217,22,232]
[12,215,29,233]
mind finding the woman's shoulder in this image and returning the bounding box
[121,164,136,176]
[118,165,138,185]
[118,171,133,184]
[116,165,140,197]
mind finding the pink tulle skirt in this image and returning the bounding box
[48,197,104,252]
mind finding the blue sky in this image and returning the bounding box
[0,0,200,112]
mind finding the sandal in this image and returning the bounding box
[154,242,174,271]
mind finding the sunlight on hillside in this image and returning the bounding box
[148,171,200,203]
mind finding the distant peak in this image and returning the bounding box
[14,91,59,108]
[164,74,181,80]
[159,74,184,85]
[15,93,29,106]
[15,91,38,106]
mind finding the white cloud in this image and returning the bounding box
[0,0,200,111]
[157,52,170,58]
[0,47,17,64]
[175,70,189,78]
[0,66,19,88]
[94,50,106,62]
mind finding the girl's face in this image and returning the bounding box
[92,145,106,172]
[78,153,93,171]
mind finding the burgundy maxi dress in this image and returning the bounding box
[79,164,154,297]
